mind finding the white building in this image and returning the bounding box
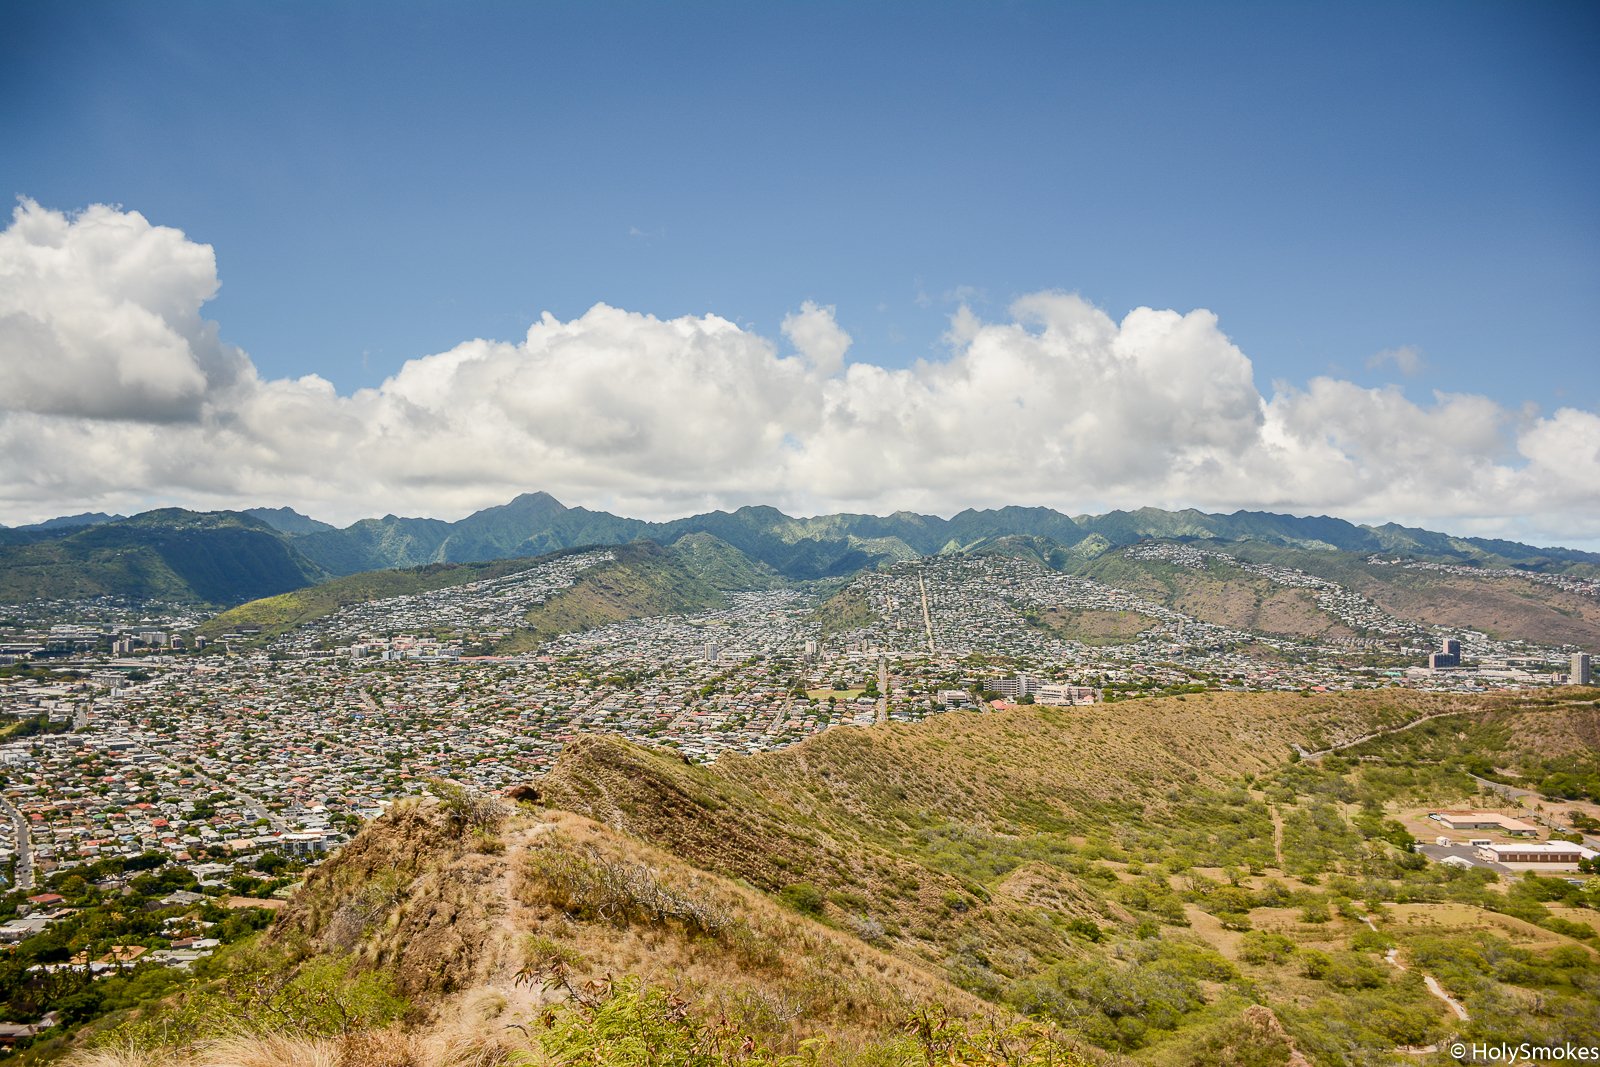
[1036,684,1096,705]
[1477,842,1595,870]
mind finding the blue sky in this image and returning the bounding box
[7,1,1596,402]
[1,2,1598,540]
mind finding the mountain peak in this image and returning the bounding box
[244,506,336,535]
[462,491,569,525]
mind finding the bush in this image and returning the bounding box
[1300,949,1333,979]
[428,777,507,836]
[1065,917,1103,942]
[540,982,1095,1067]
[777,882,825,917]
[1349,928,1395,954]
[92,951,407,1049]
[1239,931,1297,964]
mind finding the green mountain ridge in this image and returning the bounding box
[4,493,1596,608]
[0,509,328,606]
[274,494,1598,579]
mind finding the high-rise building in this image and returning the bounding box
[1429,638,1462,669]
[1575,652,1592,686]
[994,675,1041,700]
[703,642,719,662]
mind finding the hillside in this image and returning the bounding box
[1026,605,1158,645]
[0,509,327,605]
[61,797,1038,1067]
[1208,540,1600,647]
[1072,549,1355,639]
[195,547,600,640]
[499,539,727,651]
[32,687,1600,1067]
[539,688,1600,1063]
[194,538,736,649]
[670,530,789,589]
[809,585,879,635]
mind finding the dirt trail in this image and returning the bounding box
[1380,942,1469,1022]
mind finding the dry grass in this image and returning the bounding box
[1030,607,1157,646]
[66,1015,525,1067]
[508,812,994,1054]
[533,689,1577,1005]
[132,797,994,1067]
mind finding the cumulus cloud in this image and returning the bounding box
[1,199,1597,547]
[0,200,253,420]
[780,300,851,377]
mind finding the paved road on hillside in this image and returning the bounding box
[0,797,34,891]
[1470,774,1600,849]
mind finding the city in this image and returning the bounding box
[2,546,1591,905]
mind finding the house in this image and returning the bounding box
[0,1011,59,1047]
[97,945,147,964]
[0,917,51,943]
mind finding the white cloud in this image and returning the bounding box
[0,199,253,421]
[1365,344,1428,378]
[780,300,851,377]
[1,200,1597,548]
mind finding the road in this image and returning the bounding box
[1469,775,1600,850]
[764,687,795,737]
[1298,709,1472,760]
[0,796,34,892]
[918,573,935,653]
[876,655,889,725]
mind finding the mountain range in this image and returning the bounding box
[1,492,1595,607]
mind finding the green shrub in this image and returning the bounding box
[1239,931,1297,965]
[427,777,507,836]
[1299,949,1332,979]
[778,882,825,917]
[1349,928,1394,954]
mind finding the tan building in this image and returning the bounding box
[1431,811,1539,836]
[1035,684,1096,705]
